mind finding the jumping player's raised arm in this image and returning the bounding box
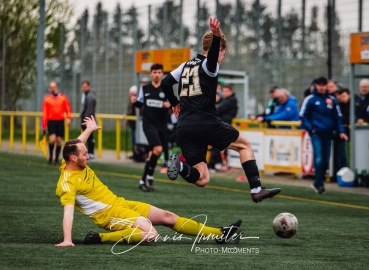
[205,18,222,74]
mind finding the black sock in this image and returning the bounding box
[147,153,159,177]
[141,161,149,181]
[55,146,61,161]
[242,160,261,189]
[48,143,54,160]
[179,164,200,184]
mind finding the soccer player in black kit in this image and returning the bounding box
[161,18,281,203]
[132,63,171,192]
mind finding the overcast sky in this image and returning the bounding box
[73,0,369,33]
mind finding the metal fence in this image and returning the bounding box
[1,0,369,129]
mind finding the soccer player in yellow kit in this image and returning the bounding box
[55,116,241,247]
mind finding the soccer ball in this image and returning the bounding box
[272,212,298,238]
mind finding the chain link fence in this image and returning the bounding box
[1,0,369,129]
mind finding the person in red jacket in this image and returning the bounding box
[42,81,72,165]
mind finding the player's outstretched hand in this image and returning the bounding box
[82,115,102,132]
[55,241,75,247]
[172,104,180,118]
[209,17,221,37]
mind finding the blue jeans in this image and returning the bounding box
[311,133,331,187]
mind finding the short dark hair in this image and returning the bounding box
[150,63,163,72]
[336,88,350,96]
[269,86,278,93]
[314,76,328,85]
[62,139,82,162]
[81,80,90,86]
[223,85,233,91]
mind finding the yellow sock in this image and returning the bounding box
[100,227,143,244]
[173,217,222,237]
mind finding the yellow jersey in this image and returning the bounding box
[56,160,118,227]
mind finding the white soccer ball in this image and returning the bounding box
[272,212,298,238]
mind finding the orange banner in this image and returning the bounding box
[135,48,191,73]
[350,32,369,64]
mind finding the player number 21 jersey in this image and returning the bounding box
[171,54,220,127]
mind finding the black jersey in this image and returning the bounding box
[161,36,221,128]
[135,83,168,131]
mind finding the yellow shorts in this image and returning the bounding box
[101,198,151,231]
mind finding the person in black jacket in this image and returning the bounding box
[80,80,96,160]
[217,85,238,124]
[333,88,350,181]
[209,85,238,171]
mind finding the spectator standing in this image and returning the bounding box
[217,85,238,170]
[123,85,138,154]
[299,77,348,194]
[327,80,339,95]
[332,88,351,180]
[80,80,96,160]
[209,86,239,171]
[42,81,72,165]
[217,85,238,124]
[335,89,350,135]
[355,79,369,124]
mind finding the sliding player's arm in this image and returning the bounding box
[55,204,75,247]
[78,116,101,144]
[55,172,81,247]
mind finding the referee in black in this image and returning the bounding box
[131,63,170,191]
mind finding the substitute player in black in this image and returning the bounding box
[132,63,171,192]
[161,18,281,203]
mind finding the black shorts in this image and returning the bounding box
[143,127,168,149]
[47,120,64,137]
[176,121,239,166]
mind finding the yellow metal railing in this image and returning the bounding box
[0,111,136,159]
[232,118,301,130]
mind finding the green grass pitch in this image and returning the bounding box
[0,152,368,270]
